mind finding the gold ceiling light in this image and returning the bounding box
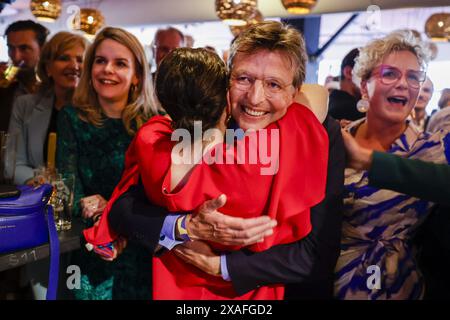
[281,0,318,15]
[230,9,263,37]
[79,8,105,39]
[425,13,450,42]
[30,0,62,22]
[216,0,257,26]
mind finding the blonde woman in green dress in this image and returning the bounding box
[56,27,159,300]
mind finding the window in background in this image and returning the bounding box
[0,37,7,61]
[426,61,450,115]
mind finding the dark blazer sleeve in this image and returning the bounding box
[108,183,168,253]
[226,115,345,298]
[369,151,450,206]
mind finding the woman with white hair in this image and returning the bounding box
[334,30,450,300]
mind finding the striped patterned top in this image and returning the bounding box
[334,119,450,300]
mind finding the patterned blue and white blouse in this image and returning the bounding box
[334,119,450,300]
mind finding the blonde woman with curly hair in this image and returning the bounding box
[334,30,450,300]
[56,27,158,300]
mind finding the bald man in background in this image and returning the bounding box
[411,77,434,132]
[152,27,185,66]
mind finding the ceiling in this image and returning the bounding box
[1,0,450,27]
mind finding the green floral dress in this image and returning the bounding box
[56,105,152,300]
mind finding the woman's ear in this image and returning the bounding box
[360,79,369,99]
[46,64,52,78]
[132,75,139,87]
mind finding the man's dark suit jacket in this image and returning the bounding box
[108,115,345,299]
[328,89,365,121]
[0,83,19,132]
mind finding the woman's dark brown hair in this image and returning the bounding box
[155,47,228,134]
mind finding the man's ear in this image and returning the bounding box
[343,65,353,81]
[292,86,301,100]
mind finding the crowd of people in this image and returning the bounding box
[1,18,450,300]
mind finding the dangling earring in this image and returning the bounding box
[226,113,232,126]
[357,95,370,113]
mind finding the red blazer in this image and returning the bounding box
[84,102,329,300]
